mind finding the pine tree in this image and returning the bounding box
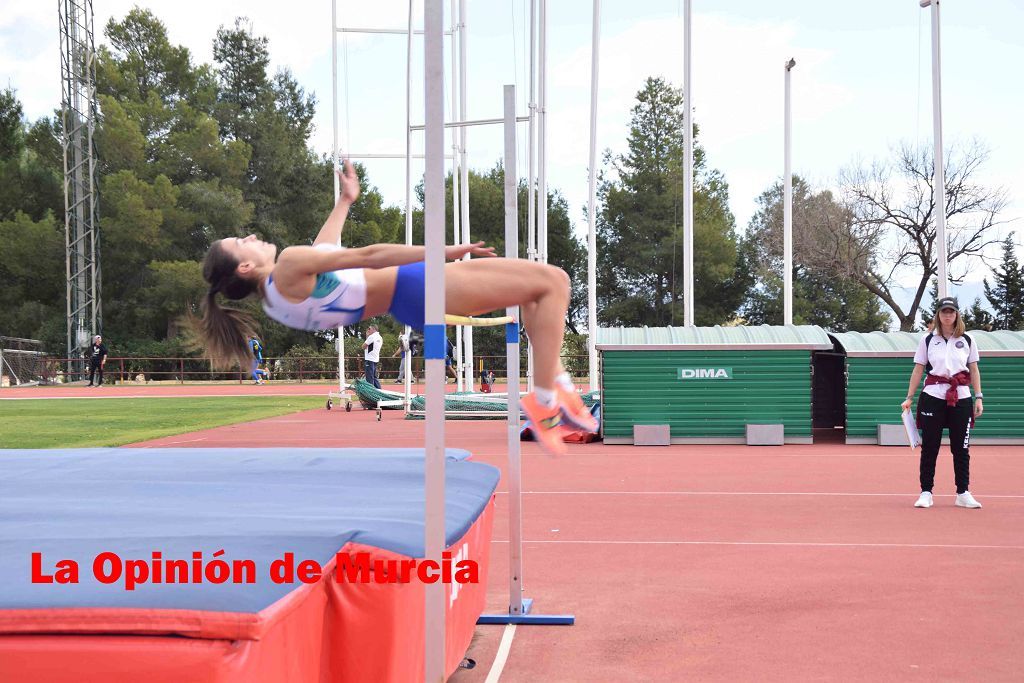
[963,299,994,331]
[918,279,995,332]
[597,77,748,327]
[983,235,1024,330]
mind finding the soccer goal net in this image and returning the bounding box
[0,337,47,387]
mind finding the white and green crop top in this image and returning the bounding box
[262,244,366,331]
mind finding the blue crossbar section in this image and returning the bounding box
[505,323,518,345]
[424,324,446,359]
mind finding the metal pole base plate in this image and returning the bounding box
[478,598,575,625]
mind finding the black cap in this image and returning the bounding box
[936,297,958,311]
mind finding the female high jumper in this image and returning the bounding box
[196,161,595,455]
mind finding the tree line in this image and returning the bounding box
[0,9,1020,365]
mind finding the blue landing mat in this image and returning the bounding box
[0,448,499,613]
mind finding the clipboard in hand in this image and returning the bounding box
[902,408,921,449]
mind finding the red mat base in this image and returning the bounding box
[0,502,493,683]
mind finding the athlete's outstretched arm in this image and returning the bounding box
[313,160,360,247]
[276,241,496,279]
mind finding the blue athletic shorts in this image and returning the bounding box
[389,262,426,330]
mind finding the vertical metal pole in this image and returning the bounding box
[459,0,474,390]
[527,0,546,392]
[503,84,525,615]
[85,7,99,341]
[60,0,101,379]
[424,0,447,678]
[404,0,415,405]
[450,0,464,393]
[538,0,548,264]
[922,0,947,299]
[527,0,537,263]
[587,0,601,392]
[524,0,538,395]
[784,58,795,326]
[683,0,694,327]
[332,0,346,392]
[62,0,73,374]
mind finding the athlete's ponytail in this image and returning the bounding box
[196,240,260,369]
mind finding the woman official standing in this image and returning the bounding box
[901,297,984,509]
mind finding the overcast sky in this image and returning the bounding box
[3,0,1021,289]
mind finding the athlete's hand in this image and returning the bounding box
[974,398,983,418]
[446,241,496,260]
[336,159,360,205]
[900,398,912,412]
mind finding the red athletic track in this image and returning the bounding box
[17,387,1024,681]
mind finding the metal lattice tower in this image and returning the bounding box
[59,0,101,364]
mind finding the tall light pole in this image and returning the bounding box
[586,0,601,392]
[683,0,694,327]
[921,0,947,299]
[783,57,795,326]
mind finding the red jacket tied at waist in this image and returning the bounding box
[925,370,972,406]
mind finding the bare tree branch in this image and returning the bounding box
[822,140,1008,330]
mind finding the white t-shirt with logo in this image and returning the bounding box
[364,331,383,363]
[913,332,980,401]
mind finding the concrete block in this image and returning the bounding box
[877,423,910,446]
[746,424,784,446]
[633,424,671,446]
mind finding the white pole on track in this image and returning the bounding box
[683,0,694,327]
[459,0,474,392]
[331,0,346,392]
[476,85,573,628]
[451,0,464,393]
[502,84,525,616]
[404,0,415,406]
[423,0,447,678]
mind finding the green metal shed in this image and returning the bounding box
[596,325,834,444]
[830,330,1024,444]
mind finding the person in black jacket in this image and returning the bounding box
[86,335,108,387]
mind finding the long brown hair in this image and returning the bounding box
[932,307,966,338]
[195,240,261,368]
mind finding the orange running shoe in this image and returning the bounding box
[556,386,598,433]
[520,392,568,456]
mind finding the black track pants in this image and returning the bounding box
[88,362,104,386]
[917,392,973,494]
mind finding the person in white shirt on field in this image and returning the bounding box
[901,297,984,509]
[362,324,383,390]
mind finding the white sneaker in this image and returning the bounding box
[914,491,933,508]
[955,491,982,509]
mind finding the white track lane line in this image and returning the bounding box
[493,491,1024,498]
[484,624,517,683]
[492,540,1024,550]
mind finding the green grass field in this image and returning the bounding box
[0,396,325,449]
